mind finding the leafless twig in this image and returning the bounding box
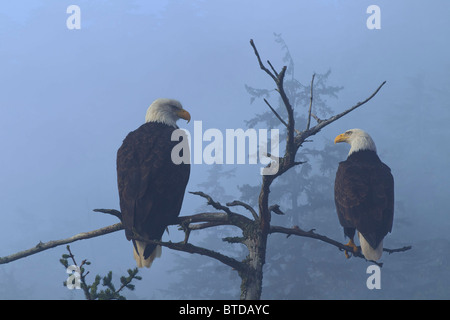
[264,98,288,129]
[226,200,259,221]
[306,73,316,131]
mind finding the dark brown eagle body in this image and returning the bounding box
[117,121,190,264]
[334,149,394,251]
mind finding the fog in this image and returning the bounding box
[0,0,449,299]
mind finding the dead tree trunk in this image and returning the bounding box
[240,227,267,299]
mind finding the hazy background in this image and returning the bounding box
[0,0,449,299]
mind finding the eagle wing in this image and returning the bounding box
[117,123,190,257]
[334,160,394,248]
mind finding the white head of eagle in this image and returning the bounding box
[145,98,191,127]
[334,128,394,261]
[334,128,377,155]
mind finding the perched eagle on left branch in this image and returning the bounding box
[117,98,191,268]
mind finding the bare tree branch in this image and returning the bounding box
[0,210,251,267]
[310,112,323,124]
[268,204,285,215]
[264,98,288,129]
[0,191,256,266]
[296,81,387,147]
[266,60,279,78]
[306,73,316,131]
[226,200,259,221]
[383,246,413,255]
[250,39,277,82]
[250,39,295,157]
[93,208,122,220]
[276,65,295,155]
[189,191,235,216]
[313,80,386,130]
[0,223,124,265]
[269,225,412,267]
[290,80,386,160]
[130,234,247,273]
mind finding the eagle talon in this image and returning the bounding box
[344,239,358,259]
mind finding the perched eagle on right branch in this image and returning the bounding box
[334,129,394,261]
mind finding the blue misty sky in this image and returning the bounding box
[0,0,449,299]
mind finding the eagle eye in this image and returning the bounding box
[345,130,353,135]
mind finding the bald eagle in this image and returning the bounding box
[334,129,394,261]
[117,98,191,268]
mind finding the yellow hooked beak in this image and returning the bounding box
[334,133,348,144]
[177,109,191,123]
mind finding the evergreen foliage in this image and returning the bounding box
[60,245,141,300]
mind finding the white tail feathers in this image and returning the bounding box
[358,232,383,261]
[133,241,162,268]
